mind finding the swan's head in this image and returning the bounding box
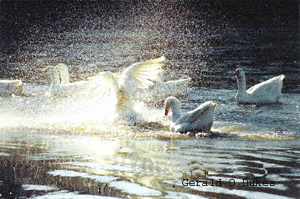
[55,63,68,72]
[43,66,60,86]
[164,96,180,116]
[234,68,245,78]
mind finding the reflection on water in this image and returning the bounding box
[0,128,299,198]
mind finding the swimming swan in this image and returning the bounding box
[43,66,89,97]
[164,96,216,133]
[0,80,24,96]
[234,68,285,104]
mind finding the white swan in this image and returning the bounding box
[234,68,285,104]
[164,96,217,133]
[0,80,24,96]
[55,62,191,104]
[135,77,191,104]
[43,66,90,97]
[54,63,104,96]
[96,56,166,125]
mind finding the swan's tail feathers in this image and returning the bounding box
[278,75,285,81]
[269,74,285,82]
[212,103,217,111]
[190,101,216,123]
[125,56,166,88]
[0,80,22,89]
[12,80,22,88]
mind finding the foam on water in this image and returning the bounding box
[0,81,170,139]
[0,86,299,142]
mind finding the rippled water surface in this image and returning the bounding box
[1,0,300,198]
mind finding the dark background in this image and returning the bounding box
[1,0,299,91]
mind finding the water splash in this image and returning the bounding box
[0,78,170,138]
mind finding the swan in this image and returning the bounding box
[135,77,191,104]
[96,56,166,125]
[43,66,90,97]
[0,80,24,96]
[164,96,217,133]
[234,68,285,104]
[53,63,104,96]
[55,62,191,105]
[20,65,67,97]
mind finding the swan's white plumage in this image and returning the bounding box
[54,63,107,96]
[135,77,191,103]
[20,65,69,97]
[97,56,166,125]
[119,56,165,91]
[234,68,285,104]
[44,66,90,97]
[0,80,24,96]
[55,63,70,84]
[164,96,216,133]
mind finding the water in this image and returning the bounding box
[1,1,300,198]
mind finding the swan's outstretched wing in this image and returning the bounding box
[135,77,191,103]
[88,71,119,96]
[88,71,117,86]
[119,56,166,92]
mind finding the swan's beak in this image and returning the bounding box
[212,103,217,111]
[165,109,169,116]
[42,68,48,73]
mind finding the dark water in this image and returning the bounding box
[1,0,300,198]
[1,0,299,91]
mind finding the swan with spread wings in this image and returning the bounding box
[94,56,166,125]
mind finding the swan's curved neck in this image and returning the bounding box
[236,73,247,94]
[50,70,60,86]
[171,101,181,122]
[59,67,70,85]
